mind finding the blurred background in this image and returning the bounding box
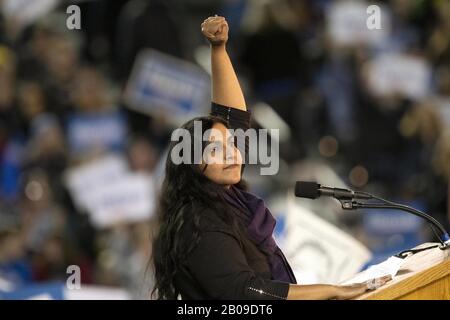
[0,0,449,299]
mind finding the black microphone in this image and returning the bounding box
[295,181,372,200]
[294,181,450,247]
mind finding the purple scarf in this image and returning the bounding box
[224,185,297,284]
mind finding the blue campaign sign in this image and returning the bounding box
[123,49,210,125]
[66,110,127,155]
[362,199,427,234]
[362,199,427,259]
[363,208,424,236]
[0,282,64,300]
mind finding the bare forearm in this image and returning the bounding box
[201,16,246,110]
[287,284,338,300]
[210,45,246,111]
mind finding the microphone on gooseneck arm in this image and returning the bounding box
[294,181,450,248]
[294,181,372,200]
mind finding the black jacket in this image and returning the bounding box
[173,103,292,300]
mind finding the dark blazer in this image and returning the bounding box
[173,103,292,300]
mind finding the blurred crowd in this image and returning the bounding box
[0,0,449,298]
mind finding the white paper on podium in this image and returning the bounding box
[340,256,406,285]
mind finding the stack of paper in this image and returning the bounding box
[340,256,406,285]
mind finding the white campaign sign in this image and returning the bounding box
[327,0,389,47]
[367,53,431,100]
[87,173,155,229]
[64,285,131,300]
[1,0,59,29]
[282,196,372,284]
[64,154,128,212]
[64,154,155,229]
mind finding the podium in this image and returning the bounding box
[354,243,450,300]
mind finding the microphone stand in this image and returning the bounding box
[337,195,450,250]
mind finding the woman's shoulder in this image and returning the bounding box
[182,201,237,236]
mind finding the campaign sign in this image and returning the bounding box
[366,53,431,100]
[66,110,127,156]
[327,0,390,47]
[64,154,129,212]
[123,49,210,125]
[64,154,156,229]
[282,196,372,284]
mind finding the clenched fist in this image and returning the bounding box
[201,16,229,47]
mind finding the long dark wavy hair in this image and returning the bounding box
[151,115,248,299]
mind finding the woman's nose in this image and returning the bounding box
[224,145,237,163]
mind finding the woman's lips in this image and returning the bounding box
[223,164,240,170]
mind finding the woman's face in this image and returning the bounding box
[201,122,242,186]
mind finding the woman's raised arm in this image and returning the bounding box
[201,16,247,111]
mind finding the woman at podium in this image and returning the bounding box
[151,16,389,300]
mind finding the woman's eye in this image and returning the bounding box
[211,145,221,155]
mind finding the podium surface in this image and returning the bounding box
[355,243,450,300]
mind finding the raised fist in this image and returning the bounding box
[201,16,229,46]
